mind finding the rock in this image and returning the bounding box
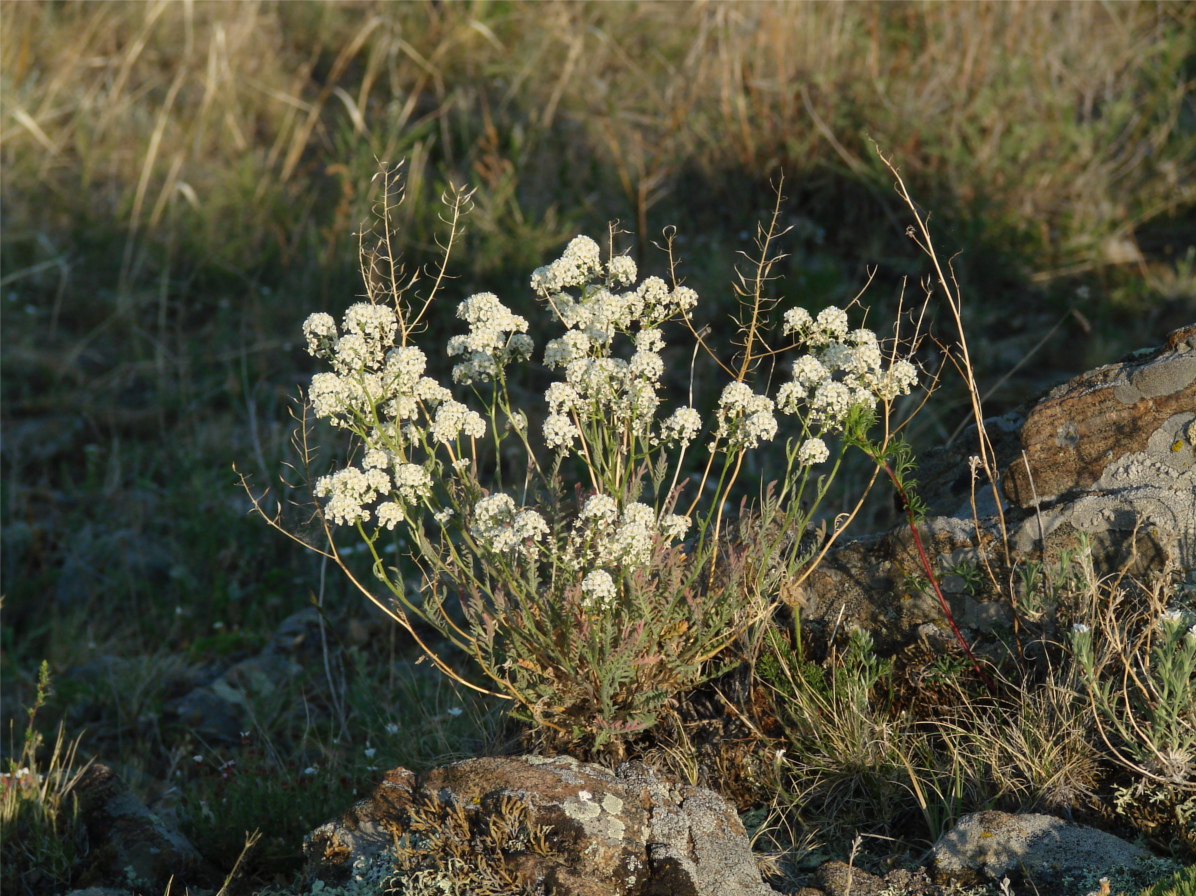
[1004,323,1196,507]
[807,861,938,896]
[168,607,328,743]
[304,754,779,896]
[813,860,887,896]
[1002,323,1196,579]
[785,323,1196,657]
[930,810,1152,888]
[67,762,211,893]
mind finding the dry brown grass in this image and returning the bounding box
[5,1,1192,294]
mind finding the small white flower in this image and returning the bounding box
[782,307,813,337]
[315,465,390,525]
[660,513,691,540]
[581,569,618,610]
[797,438,830,466]
[630,350,664,383]
[433,508,454,525]
[580,494,619,525]
[393,464,433,504]
[713,383,776,450]
[809,380,854,427]
[660,406,702,447]
[303,312,337,358]
[531,235,603,294]
[546,381,582,414]
[879,359,919,401]
[544,330,592,368]
[385,723,400,735]
[386,345,427,382]
[445,707,463,718]
[817,342,854,373]
[815,306,849,342]
[1072,623,1091,635]
[363,448,389,470]
[607,254,637,286]
[636,276,670,309]
[1158,608,1190,633]
[413,376,451,407]
[718,381,755,412]
[513,509,550,545]
[635,329,665,353]
[377,502,404,531]
[474,493,516,527]
[364,746,377,759]
[598,503,657,567]
[431,400,486,444]
[472,494,548,554]
[544,412,580,450]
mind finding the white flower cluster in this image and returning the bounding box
[531,235,604,294]
[304,304,397,374]
[448,292,533,384]
[432,400,486,444]
[471,493,549,556]
[773,305,919,457]
[562,493,691,610]
[303,301,485,526]
[304,303,479,442]
[532,237,701,450]
[660,406,703,448]
[312,466,381,526]
[580,569,617,611]
[712,381,778,451]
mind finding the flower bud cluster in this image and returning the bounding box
[557,493,691,610]
[302,302,480,526]
[532,238,701,450]
[771,305,919,464]
[448,292,534,384]
[470,493,550,557]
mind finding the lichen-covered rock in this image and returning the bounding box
[303,755,779,896]
[930,810,1154,889]
[1004,323,1196,507]
[68,763,211,893]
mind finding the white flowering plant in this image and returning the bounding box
[248,171,920,753]
[1069,570,1196,792]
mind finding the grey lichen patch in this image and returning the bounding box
[564,797,603,822]
[1113,352,1196,404]
[1146,413,1196,473]
[1055,420,1080,448]
[601,814,626,841]
[601,793,624,815]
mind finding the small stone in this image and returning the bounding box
[931,810,1151,888]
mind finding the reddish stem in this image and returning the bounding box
[882,461,997,697]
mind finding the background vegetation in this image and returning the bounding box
[2,1,1194,892]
